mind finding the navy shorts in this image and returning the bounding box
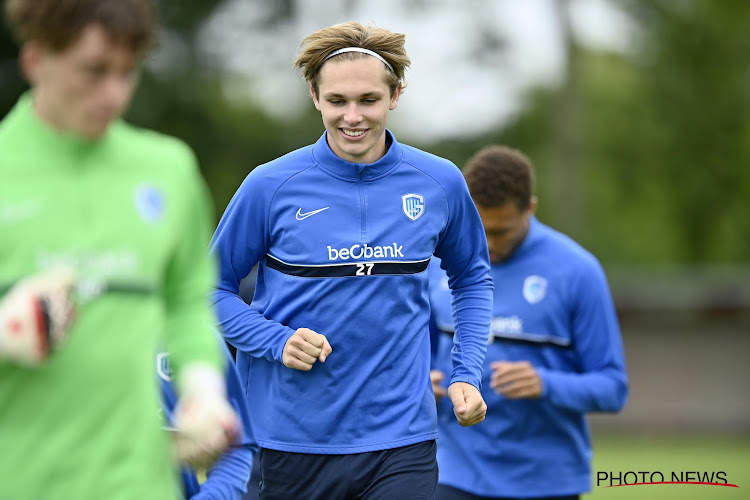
[436,484,579,500]
[258,440,438,500]
[243,455,261,499]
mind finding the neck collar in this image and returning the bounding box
[311,129,403,180]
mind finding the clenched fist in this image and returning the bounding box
[448,382,487,427]
[490,361,542,399]
[282,327,332,371]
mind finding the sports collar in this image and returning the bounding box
[311,129,403,181]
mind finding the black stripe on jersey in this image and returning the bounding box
[265,254,430,278]
[440,329,574,349]
[489,333,574,349]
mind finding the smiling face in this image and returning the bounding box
[311,56,401,164]
[22,24,140,140]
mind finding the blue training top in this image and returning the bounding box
[158,341,257,499]
[430,217,628,497]
[210,130,492,454]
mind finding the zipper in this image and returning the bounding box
[357,164,367,242]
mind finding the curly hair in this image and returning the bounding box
[293,21,410,97]
[463,145,535,209]
[4,0,156,53]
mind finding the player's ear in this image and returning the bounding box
[389,81,402,110]
[311,83,321,110]
[19,41,45,85]
[528,196,538,215]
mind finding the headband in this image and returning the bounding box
[322,47,394,73]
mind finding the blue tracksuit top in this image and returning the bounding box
[430,217,628,497]
[158,341,257,499]
[210,130,492,454]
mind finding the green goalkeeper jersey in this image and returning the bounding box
[0,94,223,500]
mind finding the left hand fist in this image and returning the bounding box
[448,382,487,426]
[489,361,542,399]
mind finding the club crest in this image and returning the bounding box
[523,275,548,304]
[402,193,425,221]
[156,352,171,382]
[134,184,165,224]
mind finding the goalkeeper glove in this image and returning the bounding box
[172,363,241,470]
[0,268,77,366]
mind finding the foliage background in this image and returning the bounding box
[3,0,748,265]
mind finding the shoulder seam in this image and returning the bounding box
[265,150,319,242]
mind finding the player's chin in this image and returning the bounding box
[78,122,111,140]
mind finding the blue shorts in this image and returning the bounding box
[258,440,438,500]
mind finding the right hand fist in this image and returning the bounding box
[0,268,77,366]
[282,328,332,371]
[490,361,543,399]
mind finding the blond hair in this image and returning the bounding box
[293,21,410,96]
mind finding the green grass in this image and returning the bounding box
[585,433,750,499]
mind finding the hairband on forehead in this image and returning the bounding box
[323,47,394,73]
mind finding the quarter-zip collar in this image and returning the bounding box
[311,129,403,181]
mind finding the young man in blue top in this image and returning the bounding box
[430,146,628,500]
[210,21,493,500]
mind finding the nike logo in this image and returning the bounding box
[296,207,330,220]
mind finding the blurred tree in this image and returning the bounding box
[622,0,750,263]
[427,0,750,266]
[547,0,584,242]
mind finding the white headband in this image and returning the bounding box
[323,47,394,73]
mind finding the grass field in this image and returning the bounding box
[585,433,750,499]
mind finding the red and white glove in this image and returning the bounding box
[172,363,241,470]
[0,268,77,366]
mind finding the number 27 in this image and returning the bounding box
[356,263,374,276]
